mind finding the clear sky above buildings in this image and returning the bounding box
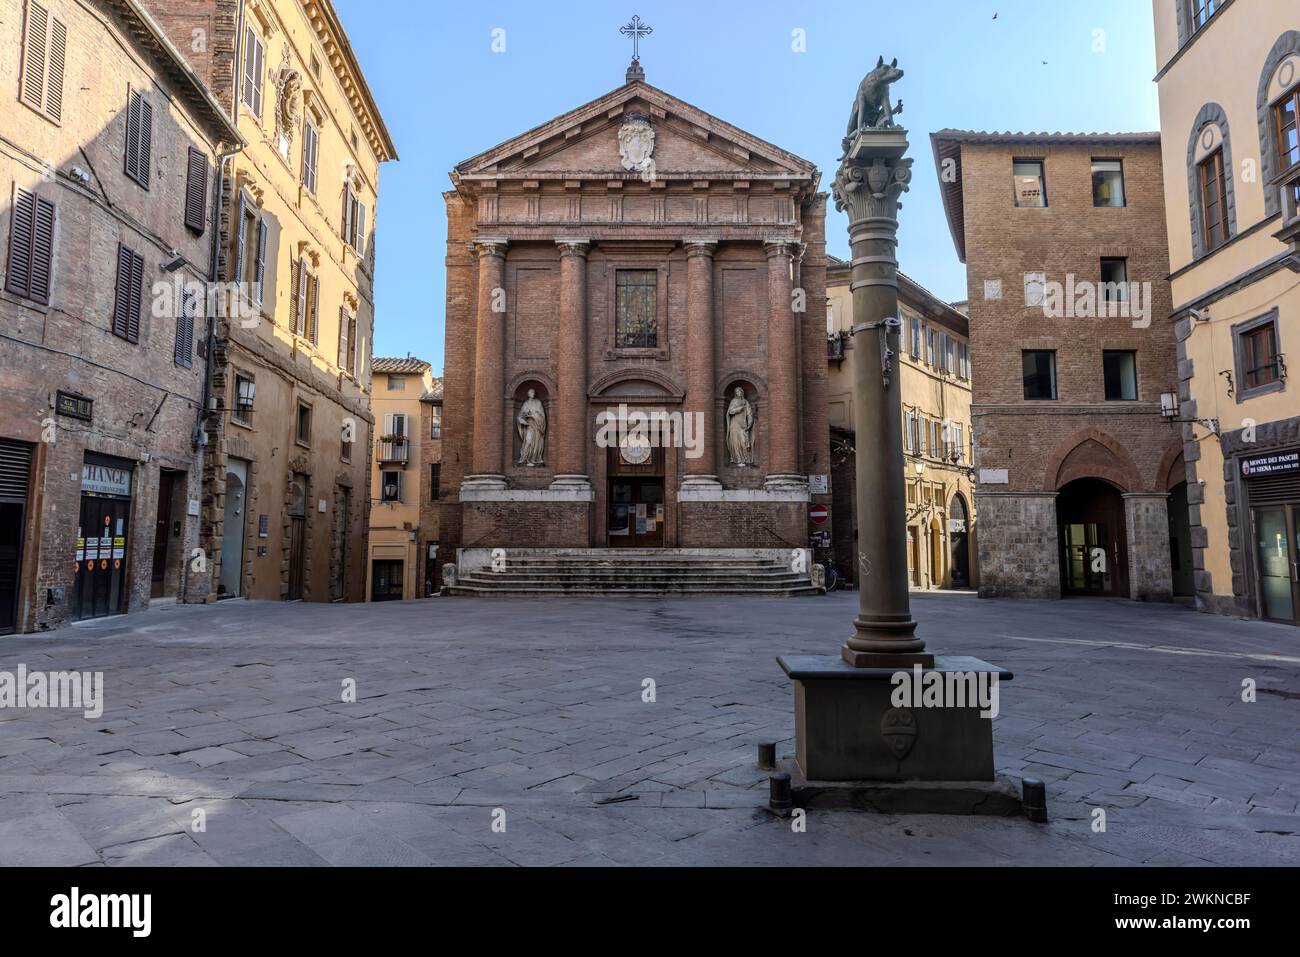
[335,0,1161,373]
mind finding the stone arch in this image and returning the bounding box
[587,367,684,400]
[506,369,557,400]
[1186,102,1237,259]
[1156,439,1188,491]
[1044,428,1142,493]
[1258,31,1300,217]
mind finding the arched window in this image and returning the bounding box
[1186,103,1236,258]
[1258,32,1300,218]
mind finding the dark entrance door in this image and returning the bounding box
[287,472,307,601]
[608,478,665,547]
[151,470,175,598]
[1168,481,1194,598]
[1057,478,1129,597]
[1252,506,1299,624]
[75,495,131,619]
[0,440,32,634]
[949,494,970,588]
[371,559,404,601]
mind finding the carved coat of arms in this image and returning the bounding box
[618,113,656,182]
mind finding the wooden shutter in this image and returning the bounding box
[125,90,141,181]
[233,192,248,282]
[254,219,267,304]
[21,1,63,121]
[302,122,318,193]
[355,203,367,255]
[294,261,307,336]
[4,188,35,300]
[113,245,143,343]
[138,99,152,188]
[243,28,264,116]
[349,315,358,374]
[342,182,353,242]
[337,306,349,369]
[184,148,208,233]
[29,194,54,305]
[309,274,319,344]
[175,289,195,368]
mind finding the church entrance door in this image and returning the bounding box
[607,428,666,547]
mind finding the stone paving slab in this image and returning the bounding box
[0,592,1296,865]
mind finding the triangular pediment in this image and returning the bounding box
[453,81,818,185]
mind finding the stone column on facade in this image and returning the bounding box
[1123,491,1174,602]
[464,239,508,490]
[552,239,592,491]
[833,129,931,666]
[681,239,721,491]
[763,239,803,489]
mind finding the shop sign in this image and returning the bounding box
[1241,451,1300,478]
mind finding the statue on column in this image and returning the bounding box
[842,56,905,154]
[726,386,755,466]
[517,388,547,466]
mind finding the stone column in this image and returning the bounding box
[764,240,802,488]
[833,131,931,666]
[682,239,720,489]
[466,239,508,489]
[552,240,591,490]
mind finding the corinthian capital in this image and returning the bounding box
[833,154,914,223]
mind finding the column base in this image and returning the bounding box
[549,474,593,492]
[679,475,722,491]
[764,473,807,491]
[461,474,507,493]
[777,758,1024,817]
[841,646,935,668]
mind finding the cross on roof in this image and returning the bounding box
[620,15,652,62]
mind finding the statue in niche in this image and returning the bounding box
[516,388,547,466]
[726,386,755,466]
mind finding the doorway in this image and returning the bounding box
[287,472,308,601]
[151,470,176,598]
[1057,478,1129,597]
[608,478,665,547]
[1168,481,1194,598]
[371,559,404,601]
[218,460,247,597]
[75,494,131,620]
[0,440,32,634]
[949,494,970,588]
[1252,506,1298,624]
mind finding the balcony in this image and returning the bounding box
[378,439,409,464]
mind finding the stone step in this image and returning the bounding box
[445,583,820,597]
[457,573,812,587]
[486,563,792,574]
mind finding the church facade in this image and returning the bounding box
[438,62,830,574]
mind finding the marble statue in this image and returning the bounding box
[517,388,547,466]
[726,386,755,466]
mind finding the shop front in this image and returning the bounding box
[1241,448,1300,626]
[75,454,135,621]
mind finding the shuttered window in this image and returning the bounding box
[20,1,65,123]
[354,202,366,255]
[293,260,307,336]
[241,26,264,118]
[302,120,319,194]
[112,244,144,343]
[254,219,267,304]
[184,148,208,233]
[5,186,55,304]
[347,314,358,375]
[342,182,353,243]
[174,286,196,368]
[309,274,319,344]
[337,306,350,371]
[124,89,153,189]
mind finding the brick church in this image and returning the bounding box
[438,55,830,589]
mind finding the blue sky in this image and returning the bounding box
[335,0,1162,373]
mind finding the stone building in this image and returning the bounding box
[1153,0,1300,625]
[438,59,829,590]
[141,0,397,603]
[932,130,1184,601]
[826,261,977,590]
[366,356,437,601]
[0,0,241,632]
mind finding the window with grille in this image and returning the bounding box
[615,270,657,348]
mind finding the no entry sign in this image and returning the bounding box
[809,504,828,525]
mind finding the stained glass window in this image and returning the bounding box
[615,270,657,348]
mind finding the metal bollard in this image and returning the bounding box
[757,741,776,770]
[1022,777,1048,823]
[769,772,793,812]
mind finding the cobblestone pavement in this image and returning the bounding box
[0,593,1297,866]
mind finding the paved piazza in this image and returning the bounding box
[0,593,1297,866]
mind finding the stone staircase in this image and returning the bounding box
[443,548,820,597]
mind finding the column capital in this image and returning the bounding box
[556,239,591,258]
[469,238,509,258]
[763,238,796,258]
[683,238,719,258]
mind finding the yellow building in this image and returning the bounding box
[826,258,978,590]
[366,357,435,601]
[1153,0,1300,624]
[142,0,397,603]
